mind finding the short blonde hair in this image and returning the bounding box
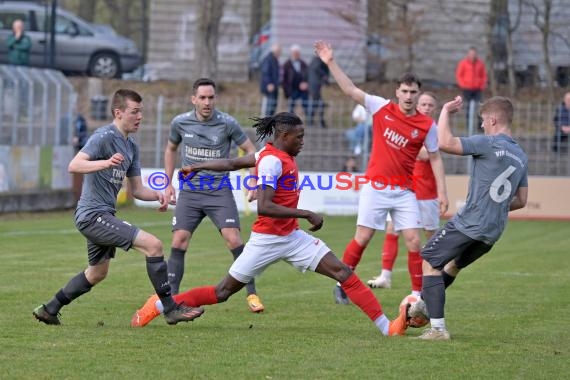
[479,96,514,124]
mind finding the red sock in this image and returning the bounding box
[382,233,399,270]
[173,286,218,307]
[342,239,366,269]
[408,251,423,292]
[341,273,383,321]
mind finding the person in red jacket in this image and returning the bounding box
[455,47,487,124]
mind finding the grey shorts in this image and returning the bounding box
[76,213,139,265]
[421,221,493,271]
[173,188,240,233]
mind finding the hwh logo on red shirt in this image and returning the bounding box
[383,128,409,148]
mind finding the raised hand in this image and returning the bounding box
[314,40,333,64]
[443,96,463,114]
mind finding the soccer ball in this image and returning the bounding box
[400,294,429,328]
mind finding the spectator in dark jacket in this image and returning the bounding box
[282,44,309,117]
[7,19,32,66]
[553,91,570,153]
[307,56,329,128]
[73,113,89,153]
[260,43,281,116]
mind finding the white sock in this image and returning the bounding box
[374,314,390,336]
[380,270,392,280]
[430,318,446,330]
[156,299,164,313]
[411,290,421,297]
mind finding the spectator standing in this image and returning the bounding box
[345,104,372,156]
[282,44,309,117]
[260,43,281,117]
[455,47,487,125]
[73,113,89,153]
[7,19,31,66]
[552,91,570,153]
[307,56,329,128]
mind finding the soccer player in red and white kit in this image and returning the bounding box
[314,41,449,305]
[368,92,442,293]
[131,112,412,336]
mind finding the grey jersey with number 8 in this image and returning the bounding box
[453,134,528,244]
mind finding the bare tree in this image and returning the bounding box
[487,1,500,96]
[193,0,225,79]
[506,0,523,97]
[524,0,555,103]
[331,0,426,79]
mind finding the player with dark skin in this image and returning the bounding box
[131,112,411,336]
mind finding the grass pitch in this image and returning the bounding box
[0,207,568,379]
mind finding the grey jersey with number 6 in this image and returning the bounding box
[169,109,247,189]
[453,134,528,244]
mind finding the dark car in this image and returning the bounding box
[0,1,141,78]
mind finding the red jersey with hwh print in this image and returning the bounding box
[367,102,434,189]
[252,143,300,235]
[413,160,437,200]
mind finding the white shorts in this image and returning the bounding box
[357,182,422,232]
[229,229,331,284]
[418,199,440,231]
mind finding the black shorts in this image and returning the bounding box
[173,188,240,233]
[76,212,139,266]
[421,220,493,271]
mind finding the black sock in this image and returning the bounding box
[146,256,175,313]
[442,271,456,288]
[422,275,445,319]
[231,245,256,296]
[45,271,93,315]
[167,247,186,295]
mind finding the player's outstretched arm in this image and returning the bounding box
[314,40,366,106]
[68,151,124,174]
[257,186,324,231]
[180,154,256,176]
[438,96,464,155]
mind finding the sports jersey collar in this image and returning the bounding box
[110,123,129,140]
[265,142,292,157]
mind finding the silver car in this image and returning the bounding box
[0,1,141,78]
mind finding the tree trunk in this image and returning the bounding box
[506,0,523,98]
[541,0,554,104]
[194,0,225,79]
[506,27,516,97]
[77,0,97,23]
[487,12,497,96]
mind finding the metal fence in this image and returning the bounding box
[0,64,76,146]
[133,95,570,176]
